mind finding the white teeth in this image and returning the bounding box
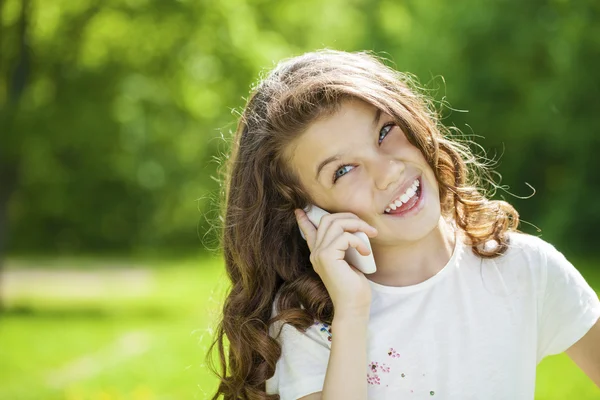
[384,178,420,213]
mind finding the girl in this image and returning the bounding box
[207,49,600,399]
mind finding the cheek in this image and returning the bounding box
[334,190,366,211]
[384,129,424,157]
[394,126,422,146]
[421,160,439,189]
[385,129,409,149]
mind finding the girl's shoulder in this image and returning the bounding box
[487,231,565,266]
[268,292,332,346]
[470,232,569,293]
[478,231,588,298]
[505,231,557,251]
[266,294,332,398]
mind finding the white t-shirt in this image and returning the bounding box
[265,232,600,400]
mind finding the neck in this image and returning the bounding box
[368,217,456,287]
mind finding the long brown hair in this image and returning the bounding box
[206,49,519,399]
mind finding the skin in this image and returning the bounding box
[565,318,600,388]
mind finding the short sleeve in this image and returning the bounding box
[537,240,600,360]
[265,320,331,400]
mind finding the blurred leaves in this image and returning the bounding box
[1,0,599,255]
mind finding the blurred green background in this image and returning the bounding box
[1,0,599,398]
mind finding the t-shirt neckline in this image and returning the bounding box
[367,229,465,294]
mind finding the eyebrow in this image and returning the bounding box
[314,108,383,181]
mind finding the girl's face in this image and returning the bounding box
[286,99,442,244]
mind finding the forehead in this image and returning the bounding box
[305,99,375,139]
[285,99,377,181]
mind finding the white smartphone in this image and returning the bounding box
[298,204,377,274]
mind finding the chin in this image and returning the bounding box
[404,210,442,241]
[382,184,443,242]
[375,209,441,244]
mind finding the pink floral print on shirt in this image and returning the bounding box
[366,347,402,386]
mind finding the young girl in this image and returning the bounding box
[207,49,600,399]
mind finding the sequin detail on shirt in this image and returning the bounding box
[313,321,332,342]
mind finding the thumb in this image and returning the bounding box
[295,209,316,246]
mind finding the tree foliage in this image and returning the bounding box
[1,0,598,256]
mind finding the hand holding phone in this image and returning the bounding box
[298,205,377,274]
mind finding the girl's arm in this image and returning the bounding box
[295,209,375,400]
[565,318,600,388]
[322,310,369,399]
[299,311,369,400]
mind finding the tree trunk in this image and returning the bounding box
[0,0,30,312]
[0,166,18,312]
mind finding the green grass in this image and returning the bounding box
[536,354,599,399]
[0,257,598,399]
[0,257,226,400]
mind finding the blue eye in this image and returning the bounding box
[333,164,354,182]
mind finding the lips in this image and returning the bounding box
[383,176,421,213]
[386,183,421,215]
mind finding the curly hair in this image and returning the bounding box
[206,49,519,399]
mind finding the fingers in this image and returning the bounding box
[295,208,377,268]
[315,213,377,250]
[339,232,372,256]
[310,232,371,274]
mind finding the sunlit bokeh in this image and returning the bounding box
[1,0,599,398]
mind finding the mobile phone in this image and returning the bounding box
[298,204,377,274]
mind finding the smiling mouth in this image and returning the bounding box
[384,177,422,215]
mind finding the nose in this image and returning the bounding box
[371,158,406,191]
